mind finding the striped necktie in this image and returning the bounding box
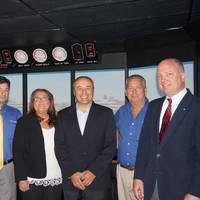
[159,98,172,143]
[0,113,3,169]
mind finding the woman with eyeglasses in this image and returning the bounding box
[13,88,62,200]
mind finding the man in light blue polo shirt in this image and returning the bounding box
[115,74,148,200]
[0,76,21,200]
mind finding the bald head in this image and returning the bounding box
[157,58,185,97]
[158,58,185,72]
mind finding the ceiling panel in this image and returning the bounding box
[0,15,57,34]
[44,1,188,28]
[0,0,35,18]
[0,0,199,48]
[68,14,187,41]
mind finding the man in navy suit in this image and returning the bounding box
[133,58,200,200]
[55,76,116,200]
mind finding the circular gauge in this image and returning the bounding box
[52,47,68,62]
[32,48,47,63]
[14,49,28,64]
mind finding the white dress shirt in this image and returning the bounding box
[76,104,91,135]
[159,88,187,131]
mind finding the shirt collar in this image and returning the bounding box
[127,97,149,109]
[166,88,187,103]
[1,103,7,113]
[76,103,92,114]
[126,97,149,117]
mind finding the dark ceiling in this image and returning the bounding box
[0,0,200,48]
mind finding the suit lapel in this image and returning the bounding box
[155,98,165,143]
[83,103,96,137]
[160,91,193,149]
[71,105,83,137]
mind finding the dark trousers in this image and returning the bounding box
[21,184,62,200]
[64,189,109,200]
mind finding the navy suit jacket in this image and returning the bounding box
[55,102,116,191]
[134,90,200,200]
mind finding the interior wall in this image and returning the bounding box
[125,29,200,95]
[126,29,196,67]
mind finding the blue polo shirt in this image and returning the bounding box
[2,104,21,161]
[115,99,148,167]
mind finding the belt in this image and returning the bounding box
[4,159,13,165]
[120,164,134,171]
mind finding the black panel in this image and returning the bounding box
[0,0,199,47]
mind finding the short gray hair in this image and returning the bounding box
[126,74,146,89]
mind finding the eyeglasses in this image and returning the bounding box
[34,96,49,102]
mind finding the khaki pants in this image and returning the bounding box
[116,164,136,200]
[0,162,16,200]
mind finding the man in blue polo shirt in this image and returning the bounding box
[0,76,21,200]
[115,74,148,200]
